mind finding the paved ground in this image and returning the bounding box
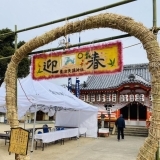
[0,123,146,160]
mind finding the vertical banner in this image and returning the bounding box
[75,78,80,98]
[68,77,72,92]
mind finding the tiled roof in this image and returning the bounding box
[80,63,150,90]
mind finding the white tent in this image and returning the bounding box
[0,74,98,137]
[0,77,66,118]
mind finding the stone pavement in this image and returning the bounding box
[75,135,146,160]
[0,123,146,160]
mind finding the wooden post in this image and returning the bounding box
[14,25,19,160]
[156,141,160,160]
[128,104,130,121]
[151,0,160,159]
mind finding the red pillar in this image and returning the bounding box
[116,109,120,118]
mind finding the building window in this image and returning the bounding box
[135,94,140,102]
[139,94,144,102]
[119,95,125,102]
[91,94,95,102]
[112,94,117,102]
[101,94,106,102]
[96,94,101,102]
[81,95,85,101]
[85,94,89,102]
[120,94,129,102]
[149,94,153,102]
[106,94,111,102]
[129,94,134,102]
[124,94,128,102]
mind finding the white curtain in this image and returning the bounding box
[55,110,97,138]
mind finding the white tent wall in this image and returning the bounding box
[79,111,97,138]
[55,110,97,138]
[55,110,79,127]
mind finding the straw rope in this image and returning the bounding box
[15,155,30,160]
[4,13,160,160]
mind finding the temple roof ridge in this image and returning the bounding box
[80,63,150,90]
[114,73,151,88]
[123,63,148,70]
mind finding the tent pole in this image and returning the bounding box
[77,110,80,147]
[24,112,28,129]
[30,103,37,159]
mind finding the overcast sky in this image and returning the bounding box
[1,0,160,85]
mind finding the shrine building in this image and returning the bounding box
[4,63,152,125]
[79,63,152,127]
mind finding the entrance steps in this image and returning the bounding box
[111,125,149,137]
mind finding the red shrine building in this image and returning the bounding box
[79,63,152,127]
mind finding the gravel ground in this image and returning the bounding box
[0,123,146,160]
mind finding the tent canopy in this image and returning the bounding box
[0,74,98,137]
[0,74,98,117]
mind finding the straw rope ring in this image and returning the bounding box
[5,13,160,160]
